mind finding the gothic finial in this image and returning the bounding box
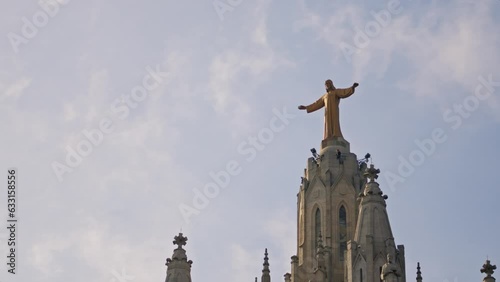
[416,262,423,282]
[264,248,269,265]
[364,164,380,182]
[262,248,271,282]
[173,232,188,249]
[481,260,497,277]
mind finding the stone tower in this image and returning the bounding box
[286,136,405,282]
[164,233,193,282]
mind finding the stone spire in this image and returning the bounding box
[345,164,406,282]
[354,164,394,249]
[165,233,193,282]
[481,260,496,282]
[262,248,271,282]
[416,262,422,282]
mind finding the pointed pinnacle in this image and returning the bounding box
[417,262,423,281]
[263,248,270,270]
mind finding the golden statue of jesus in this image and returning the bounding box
[299,79,359,139]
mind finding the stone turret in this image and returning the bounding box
[165,233,193,282]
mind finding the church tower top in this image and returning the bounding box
[165,233,193,282]
[481,260,497,282]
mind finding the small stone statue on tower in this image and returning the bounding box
[381,254,401,282]
[298,79,359,139]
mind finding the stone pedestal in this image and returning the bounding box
[321,136,350,152]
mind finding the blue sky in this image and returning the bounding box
[0,0,499,281]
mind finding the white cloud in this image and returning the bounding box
[0,77,31,101]
[230,244,262,281]
[208,2,294,134]
[63,103,78,122]
[38,0,69,5]
[390,3,499,94]
[30,234,73,275]
[85,69,110,122]
[294,1,500,115]
[263,209,296,273]
[28,216,168,282]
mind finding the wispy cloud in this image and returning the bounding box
[294,1,500,103]
[1,77,31,101]
[208,1,294,134]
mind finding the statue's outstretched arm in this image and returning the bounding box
[335,87,355,99]
[336,83,359,98]
[305,95,325,113]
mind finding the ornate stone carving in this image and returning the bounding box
[364,164,380,183]
[481,260,497,277]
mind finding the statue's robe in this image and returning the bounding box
[305,87,355,139]
[381,260,402,282]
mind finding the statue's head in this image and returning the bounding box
[386,253,393,263]
[325,79,335,91]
